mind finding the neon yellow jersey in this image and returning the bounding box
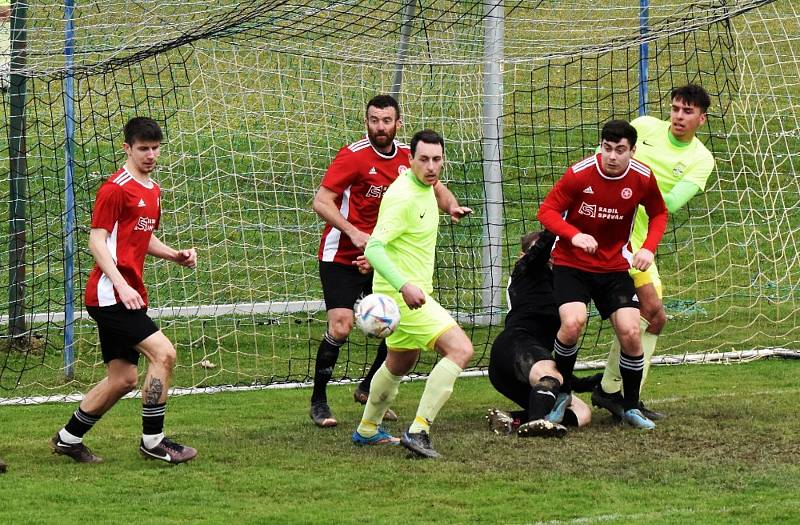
[370,169,439,295]
[630,115,715,249]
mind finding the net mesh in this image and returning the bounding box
[1,0,798,400]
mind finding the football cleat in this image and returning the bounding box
[139,437,198,464]
[544,392,572,424]
[351,428,400,446]
[638,401,666,421]
[400,430,440,459]
[591,387,625,419]
[622,408,655,430]
[310,402,338,428]
[485,408,516,435]
[571,372,603,393]
[517,419,567,438]
[51,433,103,463]
[0,457,7,473]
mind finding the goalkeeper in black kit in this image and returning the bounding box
[486,230,599,437]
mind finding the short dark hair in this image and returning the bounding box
[410,129,444,157]
[124,117,163,145]
[520,231,542,252]
[366,94,401,120]
[601,119,637,148]
[670,84,711,113]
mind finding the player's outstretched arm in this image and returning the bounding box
[89,228,145,309]
[313,185,369,250]
[433,182,472,223]
[662,179,701,213]
[148,235,197,268]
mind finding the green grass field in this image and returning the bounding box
[1,359,798,524]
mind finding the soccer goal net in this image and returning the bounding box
[1,0,798,402]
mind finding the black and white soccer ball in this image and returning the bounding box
[354,293,400,338]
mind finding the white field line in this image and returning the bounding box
[1,348,797,406]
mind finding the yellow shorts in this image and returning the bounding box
[385,293,457,351]
[629,261,663,299]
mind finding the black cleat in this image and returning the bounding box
[139,437,197,464]
[310,402,338,428]
[571,372,603,393]
[517,419,568,438]
[400,430,440,459]
[591,387,625,419]
[638,401,666,421]
[51,433,103,463]
[0,457,6,473]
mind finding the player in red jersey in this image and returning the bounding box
[310,95,468,427]
[538,119,668,430]
[51,117,198,464]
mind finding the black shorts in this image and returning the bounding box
[553,265,639,320]
[86,304,160,364]
[319,260,372,310]
[488,325,556,410]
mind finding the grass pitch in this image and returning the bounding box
[1,359,798,524]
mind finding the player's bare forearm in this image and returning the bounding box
[433,182,472,222]
[147,234,177,260]
[148,235,197,268]
[313,186,367,248]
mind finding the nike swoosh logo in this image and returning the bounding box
[419,212,425,219]
[143,448,172,462]
[642,140,653,146]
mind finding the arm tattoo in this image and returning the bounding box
[145,377,164,405]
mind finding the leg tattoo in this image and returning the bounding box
[144,377,164,405]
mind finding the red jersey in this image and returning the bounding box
[85,167,161,307]
[538,153,667,272]
[317,137,410,264]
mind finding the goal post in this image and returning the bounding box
[1,0,798,402]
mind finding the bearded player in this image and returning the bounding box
[311,95,466,428]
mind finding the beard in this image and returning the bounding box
[368,129,395,149]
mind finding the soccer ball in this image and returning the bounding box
[354,293,401,338]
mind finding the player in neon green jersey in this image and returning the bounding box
[350,129,473,459]
[592,84,716,419]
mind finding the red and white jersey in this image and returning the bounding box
[317,136,410,264]
[85,167,161,307]
[538,153,667,272]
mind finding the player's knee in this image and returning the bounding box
[327,319,353,341]
[455,343,474,366]
[559,317,585,341]
[617,324,641,348]
[534,375,561,392]
[152,345,177,370]
[445,342,473,369]
[530,360,562,384]
[113,370,138,394]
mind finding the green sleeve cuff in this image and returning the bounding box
[364,238,408,291]
[663,179,701,213]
